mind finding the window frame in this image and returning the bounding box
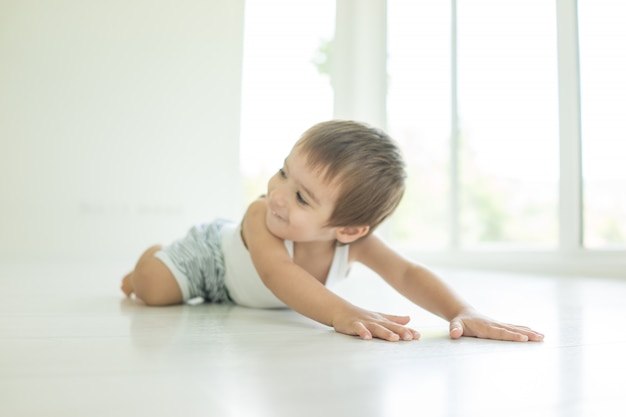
[333,0,625,278]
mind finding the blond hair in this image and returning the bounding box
[296,120,406,233]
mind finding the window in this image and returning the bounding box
[240,0,335,200]
[579,0,626,249]
[387,0,451,249]
[388,0,559,250]
[385,0,624,275]
[240,0,626,276]
[457,0,559,248]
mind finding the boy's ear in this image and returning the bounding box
[335,225,370,244]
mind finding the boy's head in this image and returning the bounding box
[294,120,406,234]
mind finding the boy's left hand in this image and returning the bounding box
[449,308,544,342]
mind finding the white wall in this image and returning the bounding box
[0,0,245,260]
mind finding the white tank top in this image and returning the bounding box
[220,222,350,308]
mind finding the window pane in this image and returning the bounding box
[240,0,335,200]
[387,0,451,249]
[457,0,559,249]
[579,0,626,249]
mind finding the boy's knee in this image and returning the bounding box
[132,267,157,305]
[132,261,179,306]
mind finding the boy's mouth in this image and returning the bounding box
[267,198,288,223]
[271,211,287,222]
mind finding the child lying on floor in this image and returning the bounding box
[122,120,543,342]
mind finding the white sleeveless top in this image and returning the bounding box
[220,222,350,308]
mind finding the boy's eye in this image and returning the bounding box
[296,192,309,206]
[277,168,308,206]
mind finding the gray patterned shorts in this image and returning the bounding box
[154,219,234,304]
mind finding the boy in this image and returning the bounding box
[122,120,543,342]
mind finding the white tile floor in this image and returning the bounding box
[1,259,625,417]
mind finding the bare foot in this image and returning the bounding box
[121,272,135,297]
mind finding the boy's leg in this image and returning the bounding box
[121,245,183,306]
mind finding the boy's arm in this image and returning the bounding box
[352,235,544,342]
[242,199,418,342]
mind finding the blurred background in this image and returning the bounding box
[1,0,624,276]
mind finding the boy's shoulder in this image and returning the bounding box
[349,233,384,260]
[244,196,268,219]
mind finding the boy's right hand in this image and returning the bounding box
[332,307,421,341]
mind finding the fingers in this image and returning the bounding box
[483,323,544,342]
[489,326,530,342]
[334,309,420,342]
[449,319,464,339]
[451,318,544,342]
[506,324,544,342]
[408,328,421,340]
[369,323,401,341]
[352,319,420,342]
[353,322,373,340]
[378,314,420,340]
[503,324,544,341]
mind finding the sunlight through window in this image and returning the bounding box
[579,0,626,249]
[239,0,335,201]
[387,0,451,249]
[457,0,559,249]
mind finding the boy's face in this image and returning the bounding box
[265,146,341,243]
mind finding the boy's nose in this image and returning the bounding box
[271,186,288,207]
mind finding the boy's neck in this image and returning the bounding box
[293,239,338,253]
